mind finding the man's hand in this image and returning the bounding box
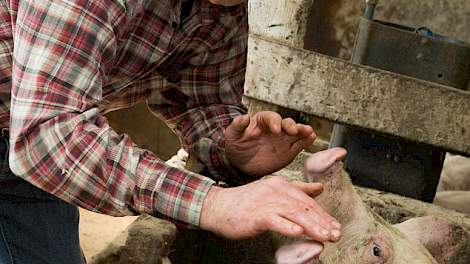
[200,177,341,242]
[224,111,316,177]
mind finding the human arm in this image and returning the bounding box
[146,6,249,184]
[200,148,348,247]
[201,177,341,242]
[142,1,339,241]
[9,0,214,226]
[224,111,316,177]
[148,6,315,181]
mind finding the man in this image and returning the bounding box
[0,0,341,263]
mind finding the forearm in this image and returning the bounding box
[9,107,214,225]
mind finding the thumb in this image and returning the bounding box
[290,181,324,197]
[226,114,250,139]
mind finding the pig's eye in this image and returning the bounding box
[363,238,390,263]
[373,245,381,257]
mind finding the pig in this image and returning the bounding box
[434,154,470,214]
[275,148,470,264]
[168,149,469,264]
[433,191,470,215]
[437,154,470,192]
[395,216,470,264]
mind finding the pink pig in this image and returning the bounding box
[275,148,469,264]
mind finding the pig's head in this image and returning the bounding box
[276,148,438,264]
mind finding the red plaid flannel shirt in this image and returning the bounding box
[0,0,247,226]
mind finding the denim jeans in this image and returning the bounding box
[0,135,85,264]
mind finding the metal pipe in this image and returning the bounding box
[364,0,378,19]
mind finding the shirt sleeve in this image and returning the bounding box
[9,0,214,226]
[147,11,250,185]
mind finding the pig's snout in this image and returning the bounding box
[275,240,323,264]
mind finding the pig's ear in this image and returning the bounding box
[304,148,347,182]
[275,240,323,264]
[394,216,470,263]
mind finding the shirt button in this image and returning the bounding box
[171,21,179,30]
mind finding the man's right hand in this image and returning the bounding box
[200,177,341,242]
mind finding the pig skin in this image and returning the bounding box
[438,155,470,192]
[434,191,470,215]
[275,151,439,264]
[311,164,438,264]
[395,216,470,264]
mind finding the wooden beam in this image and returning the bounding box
[244,35,470,155]
[248,0,315,48]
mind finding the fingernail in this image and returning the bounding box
[331,229,341,240]
[321,228,330,237]
[331,220,341,229]
[292,225,302,234]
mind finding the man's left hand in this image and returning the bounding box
[224,111,316,177]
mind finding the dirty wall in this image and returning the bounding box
[306,0,470,59]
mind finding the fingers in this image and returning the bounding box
[255,111,282,134]
[289,181,324,198]
[227,114,251,138]
[262,178,340,242]
[253,112,316,143]
[289,133,316,154]
[261,215,304,238]
[205,177,342,242]
[284,181,341,239]
[279,202,338,242]
[298,124,315,137]
[281,118,298,135]
[281,118,315,138]
[261,202,338,243]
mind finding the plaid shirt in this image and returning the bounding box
[0,0,247,226]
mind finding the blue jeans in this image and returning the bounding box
[0,135,85,264]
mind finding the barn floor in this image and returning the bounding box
[79,208,137,261]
